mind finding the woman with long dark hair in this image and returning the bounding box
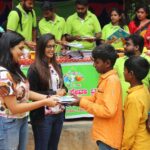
[102,8,129,50]
[129,5,150,49]
[27,33,67,150]
[0,31,58,150]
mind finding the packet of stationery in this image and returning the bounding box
[65,42,84,49]
[57,96,76,104]
[80,36,96,40]
[65,50,83,59]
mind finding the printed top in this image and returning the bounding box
[0,66,29,118]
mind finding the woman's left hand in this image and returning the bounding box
[56,89,66,96]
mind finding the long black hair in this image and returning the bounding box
[0,31,26,83]
[110,7,127,29]
[32,33,63,89]
[134,5,150,27]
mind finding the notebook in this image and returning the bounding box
[107,28,129,40]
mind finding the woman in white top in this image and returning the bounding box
[0,31,58,150]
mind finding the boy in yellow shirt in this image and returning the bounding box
[122,56,150,150]
[71,44,123,150]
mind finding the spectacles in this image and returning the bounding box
[46,44,56,49]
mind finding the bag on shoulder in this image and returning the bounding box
[2,7,34,31]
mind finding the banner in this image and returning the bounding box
[62,62,99,119]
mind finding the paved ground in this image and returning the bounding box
[27,121,98,150]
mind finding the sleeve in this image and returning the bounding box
[62,19,67,35]
[142,70,150,88]
[93,15,101,34]
[7,11,19,31]
[121,98,143,150]
[38,20,45,35]
[128,21,136,34]
[80,78,121,118]
[81,95,96,102]
[0,70,15,97]
[124,25,130,33]
[114,59,119,73]
[27,66,39,92]
[101,25,107,40]
[66,17,72,35]
[32,10,37,28]
[114,58,123,79]
[142,56,150,87]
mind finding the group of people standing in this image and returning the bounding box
[0,0,150,150]
[4,0,150,51]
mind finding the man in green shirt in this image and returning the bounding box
[39,1,66,52]
[114,34,150,104]
[66,0,101,50]
[7,0,36,50]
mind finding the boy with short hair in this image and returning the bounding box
[122,56,150,150]
[72,44,123,150]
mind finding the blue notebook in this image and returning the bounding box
[107,28,129,40]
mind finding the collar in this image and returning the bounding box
[17,3,32,15]
[123,55,128,59]
[74,11,92,21]
[127,85,144,94]
[100,69,117,80]
[45,14,60,24]
[17,3,26,13]
[109,23,123,31]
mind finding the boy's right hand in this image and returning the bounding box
[70,94,81,106]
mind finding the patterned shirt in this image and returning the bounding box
[45,65,64,115]
[0,66,29,118]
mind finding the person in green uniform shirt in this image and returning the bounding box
[39,1,66,52]
[7,0,36,50]
[114,34,150,105]
[66,0,101,51]
[102,8,129,50]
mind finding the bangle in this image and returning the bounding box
[46,95,51,98]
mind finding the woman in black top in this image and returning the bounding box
[28,33,67,150]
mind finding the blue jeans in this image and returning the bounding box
[97,141,117,150]
[32,112,65,150]
[0,116,28,150]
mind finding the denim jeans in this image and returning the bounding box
[0,116,28,150]
[32,112,65,150]
[97,141,117,150]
